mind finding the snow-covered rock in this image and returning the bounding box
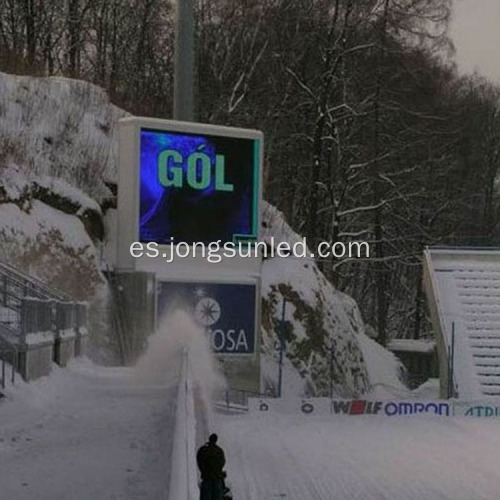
[0,71,127,203]
[260,202,405,397]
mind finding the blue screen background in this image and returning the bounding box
[139,129,257,244]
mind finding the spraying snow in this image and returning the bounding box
[134,309,226,403]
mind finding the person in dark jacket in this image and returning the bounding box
[196,433,226,500]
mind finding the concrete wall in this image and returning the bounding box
[115,271,156,363]
[54,333,76,367]
[19,342,53,381]
[17,328,88,381]
[75,329,89,357]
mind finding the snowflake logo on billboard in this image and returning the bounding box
[194,296,221,326]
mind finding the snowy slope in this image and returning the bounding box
[0,72,122,357]
[214,410,500,500]
[0,359,175,500]
[260,202,406,398]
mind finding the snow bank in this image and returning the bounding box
[357,334,408,398]
[387,338,436,354]
[260,202,405,398]
[412,378,440,399]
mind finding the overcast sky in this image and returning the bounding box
[450,0,500,83]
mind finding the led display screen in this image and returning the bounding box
[158,281,256,354]
[139,128,259,244]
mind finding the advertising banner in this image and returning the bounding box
[248,398,452,416]
[248,398,331,415]
[454,402,500,417]
[330,400,451,416]
[158,281,257,354]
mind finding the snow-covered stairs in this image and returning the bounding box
[457,269,500,396]
[0,257,68,346]
[424,247,500,400]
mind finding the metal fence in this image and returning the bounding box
[18,299,87,339]
[21,298,53,336]
[75,303,87,329]
[217,387,275,411]
[55,302,76,331]
[0,260,88,383]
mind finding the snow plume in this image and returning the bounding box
[133,308,226,402]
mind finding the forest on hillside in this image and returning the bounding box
[0,0,499,344]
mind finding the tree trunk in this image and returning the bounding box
[25,0,35,65]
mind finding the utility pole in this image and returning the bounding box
[173,0,195,121]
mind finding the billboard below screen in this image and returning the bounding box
[157,280,257,355]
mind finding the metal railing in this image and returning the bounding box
[217,387,275,411]
[0,258,69,301]
[18,299,85,340]
[0,260,88,380]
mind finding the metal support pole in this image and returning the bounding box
[278,298,286,398]
[329,343,334,399]
[173,0,195,121]
[20,299,27,345]
[450,322,455,398]
[446,323,454,399]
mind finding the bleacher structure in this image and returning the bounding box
[0,258,88,382]
[423,247,500,399]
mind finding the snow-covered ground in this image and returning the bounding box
[0,359,176,500]
[215,410,500,500]
[2,343,500,500]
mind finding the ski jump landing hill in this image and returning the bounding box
[423,247,500,400]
